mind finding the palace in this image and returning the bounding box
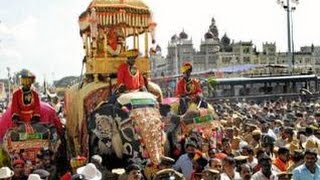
[150,17,320,77]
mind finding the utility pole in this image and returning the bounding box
[277,0,299,74]
[175,43,179,76]
[6,67,11,101]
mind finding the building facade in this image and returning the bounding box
[151,18,320,77]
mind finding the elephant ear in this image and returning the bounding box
[112,120,123,159]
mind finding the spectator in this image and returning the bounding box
[191,155,208,180]
[288,150,304,172]
[32,169,50,180]
[0,167,14,180]
[41,150,57,180]
[241,146,258,169]
[220,157,241,180]
[76,163,102,180]
[239,164,252,180]
[221,138,233,157]
[252,153,277,180]
[27,174,41,180]
[292,149,320,179]
[273,146,290,172]
[154,156,184,180]
[12,159,27,180]
[91,155,116,180]
[173,141,197,180]
[201,169,220,180]
[125,164,142,180]
[209,158,222,173]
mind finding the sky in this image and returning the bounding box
[0,0,320,83]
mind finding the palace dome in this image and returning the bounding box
[221,33,230,45]
[171,34,178,41]
[179,30,188,39]
[204,31,214,40]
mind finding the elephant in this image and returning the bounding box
[159,99,219,159]
[87,92,168,170]
[0,102,68,174]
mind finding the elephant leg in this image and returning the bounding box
[166,131,175,157]
[163,135,171,157]
[89,133,99,157]
[179,98,188,115]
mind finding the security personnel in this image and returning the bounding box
[175,62,207,114]
[234,155,248,172]
[202,169,220,180]
[153,156,184,180]
[11,69,40,124]
[277,172,293,180]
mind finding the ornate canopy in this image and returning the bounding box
[79,0,155,37]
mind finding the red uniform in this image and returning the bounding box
[11,88,41,122]
[175,78,202,98]
[273,157,288,172]
[117,63,144,91]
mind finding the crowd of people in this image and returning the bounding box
[2,55,320,180]
[129,98,320,180]
[2,97,320,180]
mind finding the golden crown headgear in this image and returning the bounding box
[19,69,35,85]
[125,49,139,59]
[181,62,192,73]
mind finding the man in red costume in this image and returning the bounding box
[108,49,146,104]
[116,49,145,92]
[175,62,207,114]
[11,69,40,124]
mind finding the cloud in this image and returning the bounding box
[0,15,38,42]
[0,22,11,35]
[0,48,22,60]
[0,16,39,62]
[11,16,38,42]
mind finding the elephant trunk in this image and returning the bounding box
[130,107,164,165]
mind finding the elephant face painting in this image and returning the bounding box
[130,107,164,165]
[89,95,165,167]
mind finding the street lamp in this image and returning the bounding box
[6,67,11,101]
[231,55,237,77]
[277,0,299,74]
[174,41,180,76]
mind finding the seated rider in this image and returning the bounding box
[11,69,41,125]
[175,62,207,115]
[116,49,146,93]
[108,49,146,104]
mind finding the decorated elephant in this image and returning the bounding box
[0,102,68,173]
[88,91,168,170]
[160,98,220,159]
